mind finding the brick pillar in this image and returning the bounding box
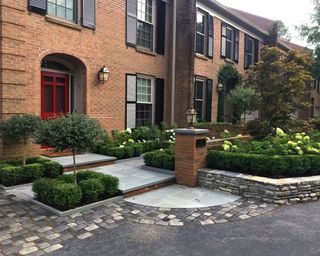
[175,128,208,187]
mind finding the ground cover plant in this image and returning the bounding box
[144,147,175,171]
[0,157,62,187]
[92,126,175,159]
[32,171,119,211]
[208,128,320,178]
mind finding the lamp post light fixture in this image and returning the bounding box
[186,108,197,128]
[98,66,110,84]
[217,83,224,93]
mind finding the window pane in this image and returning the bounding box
[66,9,74,21]
[226,41,232,59]
[56,86,66,113]
[57,0,66,7]
[137,21,153,49]
[44,76,54,82]
[136,104,152,127]
[48,0,56,3]
[195,101,203,119]
[137,0,152,23]
[196,34,204,54]
[48,3,56,15]
[196,81,204,99]
[226,28,233,40]
[44,85,53,112]
[66,0,73,9]
[57,6,65,18]
[56,77,66,83]
[196,12,205,34]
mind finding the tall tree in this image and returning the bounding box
[245,47,313,127]
[277,20,292,41]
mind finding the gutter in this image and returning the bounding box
[171,0,177,124]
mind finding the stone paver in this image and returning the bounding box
[0,190,277,255]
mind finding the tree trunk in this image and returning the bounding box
[23,140,27,165]
[72,150,77,185]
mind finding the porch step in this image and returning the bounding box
[123,179,176,198]
[48,153,116,172]
[91,158,176,197]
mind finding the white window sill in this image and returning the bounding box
[136,47,157,56]
[46,15,82,31]
[195,53,209,61]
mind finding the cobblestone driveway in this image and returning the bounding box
[0,191,277,256]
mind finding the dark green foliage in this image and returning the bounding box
[33,171,119,211]
[78,178,104,203]
[41,161,63,178]
[132,144,144,157]
[0,164,42,187]
[144,149,175,171]
[0,115,41,165]
[76,171,119,197]
[207,150,320,178]
[0,158,62,187]
[246,120,271,140]
[51,183,82,210]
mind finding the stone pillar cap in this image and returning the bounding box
[174,128,209,135]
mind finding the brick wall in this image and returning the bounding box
[0,0,173,159]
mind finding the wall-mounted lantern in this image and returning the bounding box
[217,83,224,92]
[98,66,110,84]
[186,108,197,127]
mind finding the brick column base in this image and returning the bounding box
[174,128,208,187]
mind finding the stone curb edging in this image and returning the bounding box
[30,196,123,217]
[0,182,33,191]
[199,168,320,204]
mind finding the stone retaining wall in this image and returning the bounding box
[199,168,320,204]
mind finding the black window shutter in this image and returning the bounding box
[82,0,96,29]
[126,74,137,129]
[205,79,213,122]
[221,23,227,58]
[254,39,259,64]
[234,29,239,62]
[28,0,47,15]
[207,15,213,58]
[126,0,137,46]
[155,78,165,126]
[156,0,166,55]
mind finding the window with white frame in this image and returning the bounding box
[137,0,154,50]
[47,0,76,22]
[136,76,153,126]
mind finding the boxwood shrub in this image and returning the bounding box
[33,171,120,210]
[0,157,63,187]
[207,150,320,178]
[144,149,175,171]
[97,141,173,160]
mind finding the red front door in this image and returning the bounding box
[41,71,70,119]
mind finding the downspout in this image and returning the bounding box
[171,0,177,124]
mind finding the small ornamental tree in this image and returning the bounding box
[245,47,313,127]
[37,113,104,184]
[227,85,260,123]
[0,114,41,165]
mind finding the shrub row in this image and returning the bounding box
[0,158,63,187]
[97,141,173,160]
[207,150,320,178]
[144,149,175,171]
[32,171,120,210]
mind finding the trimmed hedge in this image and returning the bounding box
[207,150,320,178]
[97,141,173,160]
[0,157,63,187]
[32,171,120,211]
[144,149,175,171]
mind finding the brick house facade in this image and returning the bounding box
[0,0,316,160]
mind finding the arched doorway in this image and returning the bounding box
[41,54,86,119]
